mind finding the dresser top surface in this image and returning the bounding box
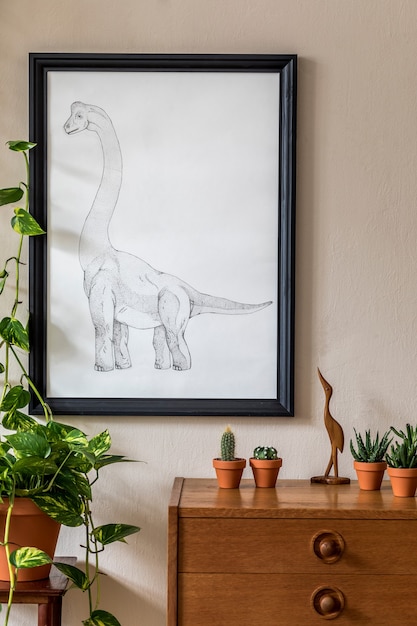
[170,478,417,519]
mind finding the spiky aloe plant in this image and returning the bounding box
[350,429,392,463]
[220,425,236,461]
[386,424,417,468]
[253,446,278,460]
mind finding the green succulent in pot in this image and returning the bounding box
[0,141,140,626]
[350,429,392,463]
[386,424,417,468]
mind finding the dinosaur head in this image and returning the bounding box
[64,101,110,135]
[64,101,90,135]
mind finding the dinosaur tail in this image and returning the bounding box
[190,291,272,317]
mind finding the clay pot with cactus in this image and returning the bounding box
[213,426,246,488]
[250,446,282,488]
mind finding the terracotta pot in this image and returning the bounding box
[0,498,61,581]
[387,467,417,497]
[354,461,387,491]
[250,457,283,488]
[213,458,246,488]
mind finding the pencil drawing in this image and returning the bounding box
[64,101,272,372]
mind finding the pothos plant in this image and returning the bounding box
[0,140,140,626]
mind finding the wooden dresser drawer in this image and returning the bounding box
[179,518,417,574]
[179,573,415,626]
[168,479,417,626]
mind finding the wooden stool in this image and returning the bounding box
[0,557,75,626]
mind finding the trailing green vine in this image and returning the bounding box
[0,141,140,626]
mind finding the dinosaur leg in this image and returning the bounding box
[113,321,131,369]
[153,325,171,370]
[158,287,191,371]
[89,278,115,372]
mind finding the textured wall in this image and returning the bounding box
[1,1,417,624]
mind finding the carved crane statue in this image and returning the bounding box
[311,368,350,485]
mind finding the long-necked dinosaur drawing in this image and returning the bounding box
[64,101,272,373]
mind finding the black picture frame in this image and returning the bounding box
[29,53,296,417]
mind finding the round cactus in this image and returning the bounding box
[221,426,236,461]
[253,446,278,460]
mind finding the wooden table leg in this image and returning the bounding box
[38,603,49,626]
[49,598,63,626]
[38,597,62,626]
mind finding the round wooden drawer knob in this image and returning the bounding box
[311,586,345,619]
[312,530,345,563]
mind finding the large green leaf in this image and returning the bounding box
[0,386,31,412]
[88,430,111,457]
[53,561,90,590]
[12,456,57,476]
[64,429,89,447]
[0,317,29,351]
[11,208,45,236]
[32,493,84,527]
[92,523,140,546]
[0,187,24,206]
[7,140,36,152]
[9,547,51,569]
[82,610,121,626]
[5,431,50,459]
[47,420,86,441]
[2,409,37,431]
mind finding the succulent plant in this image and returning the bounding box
[253,446,278,460]
[386,424,417,468]
[220,425,236,461]
[350,429,392,463]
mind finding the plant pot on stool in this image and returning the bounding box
[0,498,61,582]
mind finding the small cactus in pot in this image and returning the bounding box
[213,426,246,488]
[221,425,236,461]
[250,445,282,488]
[253,446,278,460]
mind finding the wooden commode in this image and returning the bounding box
[168,478,417,625]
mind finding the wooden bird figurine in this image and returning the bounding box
[311,368,350,484]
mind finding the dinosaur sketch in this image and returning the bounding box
[64,101,272,373]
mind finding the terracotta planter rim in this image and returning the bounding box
[353,460,387,471]
[213,458,246,469]
[249,457,283,469]
[387,466,417,477]
[0,497,45,515]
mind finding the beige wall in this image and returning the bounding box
[1,1,417,624]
